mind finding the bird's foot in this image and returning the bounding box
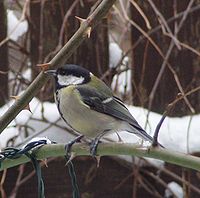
[65,135,84,161]
[90,138,101,157]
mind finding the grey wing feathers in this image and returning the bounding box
[77,86,153,142]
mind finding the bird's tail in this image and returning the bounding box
[127,125,164,147]
[137,128,153,142]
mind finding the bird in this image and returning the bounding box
[45,64,155,155]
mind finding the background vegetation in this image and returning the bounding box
[0,0,200,197]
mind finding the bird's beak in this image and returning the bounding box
[44,70,57,76]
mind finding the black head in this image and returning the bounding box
[46,64,91,89]
[57,64,90,80]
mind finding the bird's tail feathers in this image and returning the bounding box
[127,125,164,147]
[127,127,153,143]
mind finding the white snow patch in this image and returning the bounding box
[22,68,32,81]
[109,42,122,68]
[165,182,183,198]
[109,42,131,94]
[7,10,28,41]
[111,68,132,94]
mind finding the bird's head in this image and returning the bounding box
[45,64,91,89]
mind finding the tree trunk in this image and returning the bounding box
[0,0,8,107]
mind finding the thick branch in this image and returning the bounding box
[1,143,200,171]
[0,0,116,133]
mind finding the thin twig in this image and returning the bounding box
[118,2,165,61]
[167,64,195,114]
[0,169,7,198]
[141,169,178,198]
[44,0,80,62]
[152,93,183,147]
[9,165,25,198]
[147,0,181,49]
[137,174,163,198]
[129,0,151,29]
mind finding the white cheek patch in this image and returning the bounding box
[57,75,84,86]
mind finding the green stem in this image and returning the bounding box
[1,143,200,171]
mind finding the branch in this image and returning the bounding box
[0,0,117,133]
[1,143,200,171]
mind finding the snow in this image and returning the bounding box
[7,10,28,41]
[22,68,32,82]
[111,68,132,94]
[109,42,122,68]
[109,42,132,94]
[165,182,183,198]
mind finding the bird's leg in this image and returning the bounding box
[90,130,109,157]
[65,135,84,161]
[90,138,101,157]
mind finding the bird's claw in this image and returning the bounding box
[90,138,101,157]
[65,135,84,160]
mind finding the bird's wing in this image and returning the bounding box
[76,86,144,132]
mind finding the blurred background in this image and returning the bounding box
[0,0,200,197]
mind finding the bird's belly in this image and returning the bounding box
[57,89,118,138]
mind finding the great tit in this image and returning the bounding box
[45,64,154,153]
